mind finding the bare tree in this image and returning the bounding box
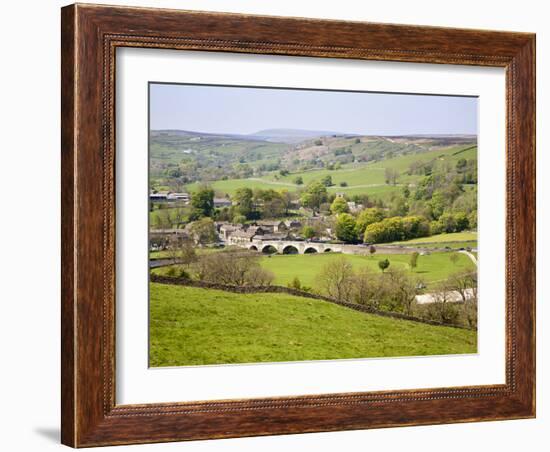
[153,209,172,229]
[351,268,383,309]
[383,268,419,315]
[463,297,478,329]
[196,250,274,287]
[384,168,399,185]
[317,257,354,301]
[423,282,460,325]
[447,271,477,302]
[187,217,218,245]
[165,236,197,267]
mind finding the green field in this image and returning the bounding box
[271,165,387,186]
[150,247,222,259]
[259,252,475,288]
[369,145,477,174]
[149,283,477,366]
[152,250,476,289]
[185,177,296,196]
[387,231,477,245]
[404,241,477,250]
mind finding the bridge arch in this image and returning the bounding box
[249,245,258,251]
[324,248,332,253]
[261,244,278,254]
[282,245,299,255]
[304,247,318,254]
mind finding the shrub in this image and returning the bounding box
[317,257,354,301]
[378,259,390,272]
[196,250,274,286]
[321,175,333,187]
[288,277,302,290]
[420,300,460,325]
[351,268,382,310]
[165,266,190,279]
[410,251,419,270]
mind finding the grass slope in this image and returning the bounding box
[184,144,476,199]
[387,231,477,244]
[149,284,477,367]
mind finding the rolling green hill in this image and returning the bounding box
[149,283,477,367]
[150,129,476,201]
[183,144,477,199]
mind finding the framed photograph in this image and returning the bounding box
[61,4,535,447]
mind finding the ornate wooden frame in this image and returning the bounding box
[61,3,535,447]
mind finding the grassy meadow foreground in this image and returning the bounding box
[150,284,477,367]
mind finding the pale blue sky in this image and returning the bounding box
[149,83,477,136]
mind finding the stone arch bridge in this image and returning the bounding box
[246,240,343,255]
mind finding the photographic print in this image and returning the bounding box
[148,83,479,367]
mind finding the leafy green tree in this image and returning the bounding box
[339,181,348,187]
[288,276,302,290]
[279,169,289,176]
[233,187,255,219]
[410,251,419,271]
[321,175,333,187]
[436,212,457,233]
[456,158,468,171]
[453,212,470,231]
[294,176,303,185]
[363,216,429,244]
[364,217,404,244]
[369,245,377,257]
[401,216,430,239]
[468,211,477,229]
[384,168,399,185]
[378,259,390,272]
[255,189,286,219]
[300,181,328,211]
[301,226,316,240]
[279,189,294,216]
[191,186,214,218]
[188,218,218,245]
[355,208,386,236]
[428,191,447,220]
[232,214,247,225]
[389,196,409,217]
[330,197,349,215]
[335,213,357,243]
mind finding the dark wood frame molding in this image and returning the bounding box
[61,3,535,447]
